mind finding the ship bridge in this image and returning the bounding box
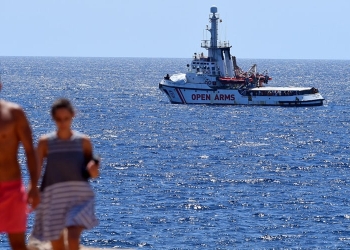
[201,40,232,49]
[198,6,235,77]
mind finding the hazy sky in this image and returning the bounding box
[1,0,349,59]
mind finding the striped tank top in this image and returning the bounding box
[40,131,88,191]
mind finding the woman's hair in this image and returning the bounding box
[51,98,75,117]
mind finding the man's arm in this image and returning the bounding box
[15,107,40,209]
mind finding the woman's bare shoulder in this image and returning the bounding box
[38,134,51,144]
[74,131,91,142]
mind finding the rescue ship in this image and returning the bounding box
[159,6,324,106]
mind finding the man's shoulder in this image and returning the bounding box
[0,99,23,112]
[0,100,26,124]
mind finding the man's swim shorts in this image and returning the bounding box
[0,180,27,233]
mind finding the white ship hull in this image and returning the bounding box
[159,79,324,106]
[159,6,325,107]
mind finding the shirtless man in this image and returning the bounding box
[0,82,40,250]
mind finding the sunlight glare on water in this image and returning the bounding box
[0,57,350,249]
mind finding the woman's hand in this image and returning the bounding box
[86,159,100,178]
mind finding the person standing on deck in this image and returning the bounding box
[0,82,40,250]
[32,98,100,250]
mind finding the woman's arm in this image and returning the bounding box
[82,136,100,178]
[36,136,48,176]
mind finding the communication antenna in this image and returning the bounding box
[206,25,208,40]
[225,22,227,42]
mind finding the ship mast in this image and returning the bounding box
[202,6,234,77]
[209,6,218,50]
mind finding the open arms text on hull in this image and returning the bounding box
[159,6,324,106]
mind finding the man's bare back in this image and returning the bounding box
[0,98,39,196]
[0,100,28,181]
[0,96,40,249]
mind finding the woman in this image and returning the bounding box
[32,98,99,250]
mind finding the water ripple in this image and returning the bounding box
[1,57,350,248]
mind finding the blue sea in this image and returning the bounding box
[1,57,350,249]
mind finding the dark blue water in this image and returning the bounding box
[1,57,350,249]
